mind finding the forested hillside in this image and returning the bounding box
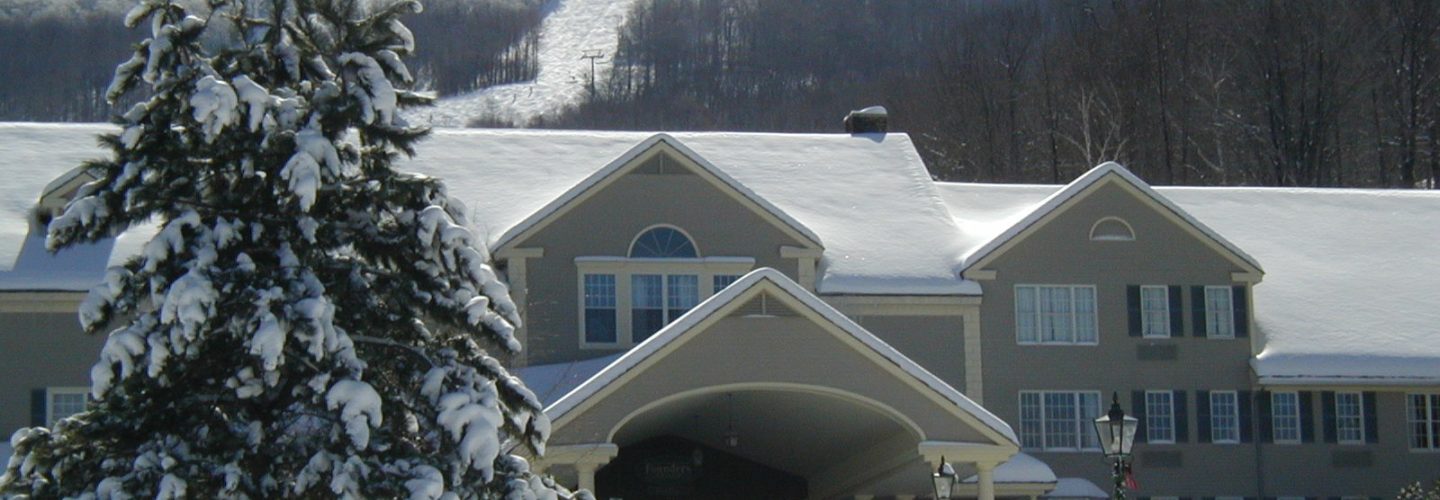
[0,0,544,122]
[540,0,1440,188]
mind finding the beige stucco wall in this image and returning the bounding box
[514,166,808,365]
[976,181,1258,493]
[851,315,966,396]
[551,313,992,446]
[0,311,105,435]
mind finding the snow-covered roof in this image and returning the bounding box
[960,452,1056,484]
[489,133,823,252]
[958,162,1262,274]
[0,124,975,295]
[546,267,1019,445]
[938,181,1440,385]
[515,353,620,407]
[1042,478,1109,499]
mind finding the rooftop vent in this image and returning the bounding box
[844,106,888,134]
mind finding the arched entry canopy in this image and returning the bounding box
[533,268,1026,499]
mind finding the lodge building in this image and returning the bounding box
[1,118,1438,498]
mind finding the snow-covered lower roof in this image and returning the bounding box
[546,268,1019,445]
[515,353,621,407]
[960,451,1056,484]
[1042,478,1109,499]
[938,181,1440,385]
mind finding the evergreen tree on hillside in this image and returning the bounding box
[0,0,574,497]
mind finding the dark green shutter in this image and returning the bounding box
[1233,285,1249,338]
[1239,390,1254,443]
[1363,391,1378,444]
[1197,390,1212,443]
[1174,390,1189,442]
[1127,285,1142,337]
[30,388,46,427]
[1132,391,1148,443]
[1191,285,1207,337]
[1300,391,1316,443]
[1258,390,1274,443]
[1168,285,1183,335]
[1322,391,1337,443]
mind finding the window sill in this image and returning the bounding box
[1016,341,1100,347]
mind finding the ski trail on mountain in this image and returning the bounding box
[407,0,638,128]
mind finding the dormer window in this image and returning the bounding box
[578,225,753,349]
[1090,217,1135,241]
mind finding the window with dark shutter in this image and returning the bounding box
[1197,390,1212,443]
[1322,391,1338,443]
[1127,285,1142,337]
[1233,285,1249,338]
[1239,390,1254,443]
[1363,391,1378,444]
[1191,285,1206,337]
[1168,285,1184,335]
[30,388,46,427]
[1132,391,1149,443]
[1300,392,1316,443]
[1174,390,1189,443]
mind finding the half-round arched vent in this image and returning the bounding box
[629,226,699,258]
[1089,217,1135,241]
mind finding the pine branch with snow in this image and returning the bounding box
[0,1,576,498]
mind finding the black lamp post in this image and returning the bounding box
[931,455,956,499]
[1092,392,1138,500]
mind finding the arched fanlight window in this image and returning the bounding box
[1090,217,1136,241]
[629,226,699,258]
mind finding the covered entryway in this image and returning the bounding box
[534,269,1022,499]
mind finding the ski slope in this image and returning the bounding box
[406,0,639,128]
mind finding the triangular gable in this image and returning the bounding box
[960,162,1264,275]
[492,134,823,253]
[546,267,1019,446]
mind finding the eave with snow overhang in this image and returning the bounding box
[533,268,1033,499]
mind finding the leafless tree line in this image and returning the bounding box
[0,0,545,122]
[540,0,1440,188]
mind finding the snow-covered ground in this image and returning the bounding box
[405,0,640,128]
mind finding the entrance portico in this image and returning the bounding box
[532,269,1027,499]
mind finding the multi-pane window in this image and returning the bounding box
[582,274,618,343]
[630,273,701,343]
[713,274,741,292]
[1211,391,1239,443]
[1272,391,1301,443]
[1015,285,1098,344]
[1407,394,1440,450]
[1019,391,1101,450]
[1140,286,1170,337]
[1336,392,1365,444]
[47,388,88,424]
[1205,286,1235,338]
[630,227,698,258]
[1146,391,1175,443]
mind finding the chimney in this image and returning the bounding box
[844,106,888,134]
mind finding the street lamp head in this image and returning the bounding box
[932,455,956,499]
[1093,392,1139,457]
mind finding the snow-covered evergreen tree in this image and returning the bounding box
[0,0,576,497]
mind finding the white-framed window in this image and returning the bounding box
[1272,391,1301,444]
[583,274,617,343]
[1210,391,1239,443]
[712,274,741,292]
[575,226,753,348]
[1408,393,1440,450]
[1145,390,1175,443]
[1205,286,1235,338]
[1140,286,1170,338]
[46,387,89,424]
[1015,285,1098,345]
[1018,391,1102,451]
[1336,391,1365,444]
